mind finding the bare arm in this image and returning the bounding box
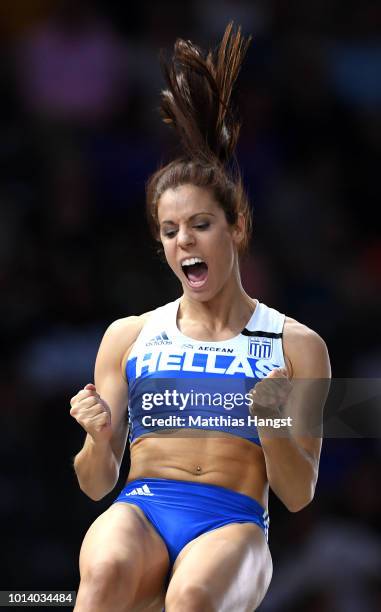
[70,316,144,501]
[253,320,331,512]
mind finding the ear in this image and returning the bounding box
[232,212,246,247]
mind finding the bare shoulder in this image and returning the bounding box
[283,316,327,348]
[105,310,153,346]
[97,310,154,377]
[283,317,331,378]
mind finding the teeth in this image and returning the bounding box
[181,257,204,267]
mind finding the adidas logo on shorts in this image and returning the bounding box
[125,484,154,496]
[263,509,270,540]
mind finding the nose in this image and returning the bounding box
[177,226,195,248]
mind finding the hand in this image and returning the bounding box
[249,367,292,418]
[70,383,112,443]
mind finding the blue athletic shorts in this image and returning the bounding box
[114,478,269,567]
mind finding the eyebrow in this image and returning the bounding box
[160,212,216,225]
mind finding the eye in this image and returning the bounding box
[194,222,210,230]
[162,228,177,238]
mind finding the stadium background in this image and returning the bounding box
[0,1,380,610]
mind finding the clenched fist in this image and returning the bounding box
[249,367,292,418]
[70,383,112,443]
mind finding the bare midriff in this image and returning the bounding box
[127,432,269,508]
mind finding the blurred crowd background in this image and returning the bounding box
[0,1,380,610]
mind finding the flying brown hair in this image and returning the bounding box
[146,22,253,253]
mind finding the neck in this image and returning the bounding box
[180,265,256,334]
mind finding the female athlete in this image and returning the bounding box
[70,23,331,612]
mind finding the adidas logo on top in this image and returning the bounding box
[125,484,154,497]
[145,331,172,346]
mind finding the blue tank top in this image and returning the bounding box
[126,298,286,445]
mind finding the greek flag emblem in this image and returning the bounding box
[248,337,273,359]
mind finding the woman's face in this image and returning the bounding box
[157,184,242,300]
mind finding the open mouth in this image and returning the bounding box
[181,257,208,288]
